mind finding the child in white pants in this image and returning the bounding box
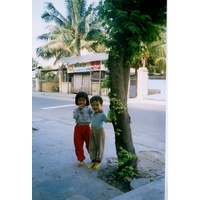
[86,95,111,170]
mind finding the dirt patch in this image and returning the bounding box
[97,164,152,192]
[97,153,165,192]
[97,165,131,192]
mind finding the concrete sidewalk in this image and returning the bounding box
[32,91,166,200]
[32,116,123,200]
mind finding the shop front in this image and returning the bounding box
[60,53,109,95]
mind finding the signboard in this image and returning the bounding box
[67,61,104,73]
[67,62,90,73]
[91,61,101,71]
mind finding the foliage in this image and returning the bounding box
[148,30,166,75]
[110,96,126,114]
[131,29,166,75]
[44,72,57,82]
[32,58,38,69]
[101,75,111,89]
[107,109,117,124]
[117,146,135,166]
[118,166,136,178]
[115,128,122,136]
[42,66,57,82]
[96,0,166,171]
[108,96,126,125]
[117,147,137,178]
[97,0,166,66]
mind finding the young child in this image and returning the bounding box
[86,95,111,170]
[73,91,93,167]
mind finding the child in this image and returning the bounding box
[73,91,93,167]
[86,95,111,170]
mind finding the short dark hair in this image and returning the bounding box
[75,91,89,106]
[90,95,103,105]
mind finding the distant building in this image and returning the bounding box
[60,53,109,95]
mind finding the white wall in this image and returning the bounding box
[148,79,166,100]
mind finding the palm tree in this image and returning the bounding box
[131,29,166,77]
[32,57,38,69]
[150,31,166,77]
[36,0,106,65]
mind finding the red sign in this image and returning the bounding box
[91,61,101,70]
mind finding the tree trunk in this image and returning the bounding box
[135,66,139,97]
[108,52,138,170]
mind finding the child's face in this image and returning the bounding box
[78,98,86,107]
[91,100,102,113]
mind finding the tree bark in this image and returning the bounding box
[108,52,138,170]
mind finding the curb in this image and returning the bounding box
[110,178,165,200]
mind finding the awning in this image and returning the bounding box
[60,53,108,65]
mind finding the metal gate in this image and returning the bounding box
[130,77,137,98]
[73,74,90,94]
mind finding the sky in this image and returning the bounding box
[32,0,97,66]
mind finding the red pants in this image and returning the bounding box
[74,125,91,161]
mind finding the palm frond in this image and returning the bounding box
[42,2,69,26]
[37,0,106,63]
[155,57,166,67]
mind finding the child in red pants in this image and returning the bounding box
[73,92,93,167]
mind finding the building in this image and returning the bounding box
[60,53,109,95]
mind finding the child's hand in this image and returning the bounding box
[98,109,103,113]
[77,105,84,110]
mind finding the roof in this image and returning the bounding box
[41,69,59,73]
[60,53,108,65]
[32,66,43,71]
